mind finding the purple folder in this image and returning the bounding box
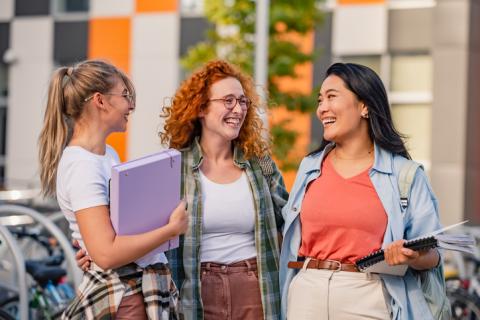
[110,149,181,256]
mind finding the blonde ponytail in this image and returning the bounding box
[38,68,70,197]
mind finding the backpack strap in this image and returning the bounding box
[252,156,275,185]
[398,161,421,210]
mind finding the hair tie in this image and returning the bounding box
[61,74,70,88]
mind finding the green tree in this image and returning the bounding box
[182,0,323,170]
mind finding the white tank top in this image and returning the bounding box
[199,170,257,264]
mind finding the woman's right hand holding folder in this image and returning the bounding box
[167,200,189,238]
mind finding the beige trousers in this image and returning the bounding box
[287,259,391,320]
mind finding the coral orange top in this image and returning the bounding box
[298,156,388,264]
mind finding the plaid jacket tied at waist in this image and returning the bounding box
[62,262,179,320]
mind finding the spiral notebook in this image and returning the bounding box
[356,237,438,275]
[355,221,474,276]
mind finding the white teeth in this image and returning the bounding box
[225,118,240,125]
[322,118,336,125]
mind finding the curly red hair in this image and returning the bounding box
[160,60,270,159]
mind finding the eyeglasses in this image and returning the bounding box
[84,92,134,104]
[209,94,250,110]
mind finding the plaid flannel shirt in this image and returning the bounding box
[62,262,178,320]
[166,138,288,320]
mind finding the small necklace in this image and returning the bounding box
[333,147,373,161]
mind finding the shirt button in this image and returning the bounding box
[293,207,297,212]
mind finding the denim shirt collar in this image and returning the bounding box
[305,142,394,175]
[372,143,393,174]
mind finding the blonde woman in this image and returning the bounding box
[38,60,188,319]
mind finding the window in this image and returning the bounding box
[391,103,431,164]
[390,54,432,169]
[52,0,89,16]
[390,54,432,92]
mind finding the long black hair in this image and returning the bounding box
[310,62,410,159]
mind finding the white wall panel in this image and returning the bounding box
[0,0,14,21]
[90,0,134,17]
[129,13,179,159]
[332,4,387,56]
[7,18,53,185]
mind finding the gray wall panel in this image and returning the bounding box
[0,23,9,58]
[15,0,50,16]
[310,12,331,150]
[54,21,88,65]
[388,8,432,53]
[465,0,480,224]
[179,17,210,57]
[431,0,470,225]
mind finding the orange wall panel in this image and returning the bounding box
[136,0,177,13]
[274,31,314,95]
[270,31,314,190]
[89,18,131,161]
[270,107,312,191]
[338,0,384,4]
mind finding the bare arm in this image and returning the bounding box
[76,200,188,270]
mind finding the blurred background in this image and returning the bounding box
[0,0,479,318]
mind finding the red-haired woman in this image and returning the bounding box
[160,60,288,320]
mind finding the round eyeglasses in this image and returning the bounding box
[209,94,250,110]
[84,92,134,104]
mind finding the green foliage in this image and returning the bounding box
[181,0,323,171]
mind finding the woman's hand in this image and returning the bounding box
[384,240,419,266]
[73,239,91,271]
[167,200,189,237]
[384,240,439,270]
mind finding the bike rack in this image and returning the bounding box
[0,205,82,287]
[0,224,28,320]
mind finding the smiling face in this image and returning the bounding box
[316,74,369,144]
[103,77,135,133]
[199,77,247,144]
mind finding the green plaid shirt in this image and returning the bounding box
[166,138,288,320]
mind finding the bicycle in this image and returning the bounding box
[0,227,75,319]
[444,227,480,319]
[447,287,480,320]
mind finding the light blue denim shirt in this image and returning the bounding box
[279,143,443,320]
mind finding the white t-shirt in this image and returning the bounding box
[56,145,167,267]
[199,170,256,264]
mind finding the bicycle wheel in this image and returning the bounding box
[0,309,14,320]
[0,296,18,320]
[448,288,480,320]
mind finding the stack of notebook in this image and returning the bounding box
[355,221,476,275]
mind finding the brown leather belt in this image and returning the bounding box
[288,259,359,272]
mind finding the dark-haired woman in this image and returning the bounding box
[279,63,449,319]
